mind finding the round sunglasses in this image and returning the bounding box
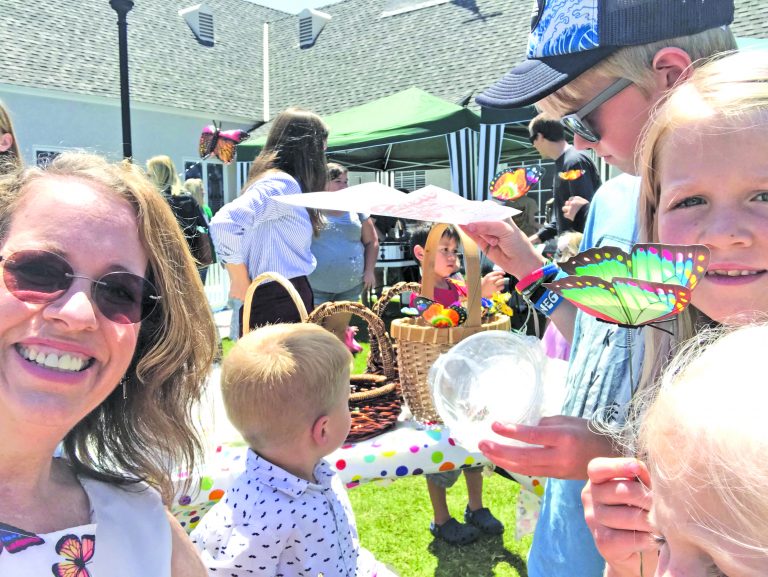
[0,249,161,324]
[560,78,633,143]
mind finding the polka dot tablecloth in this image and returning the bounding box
[172,420,544,537]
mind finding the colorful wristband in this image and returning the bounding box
[515,262,560,294]
[527,283,564,317]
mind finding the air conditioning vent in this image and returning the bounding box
[180,4,215,46]
[297,8,331,48]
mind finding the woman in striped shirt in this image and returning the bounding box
[210,107,328,332]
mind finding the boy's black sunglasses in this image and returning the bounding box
[560,78,633,143]
[0,249,161,324]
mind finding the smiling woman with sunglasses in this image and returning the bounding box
[0,152,217,576]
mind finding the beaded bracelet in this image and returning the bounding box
[515,262,565,317]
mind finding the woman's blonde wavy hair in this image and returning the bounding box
[0,152,218,503]
[536,27,737,118]
[146,154,184,197]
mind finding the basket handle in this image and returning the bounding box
[372,281,422,317]
[307,301,397,381]
[241,272,309,335]
[421,223,482,327]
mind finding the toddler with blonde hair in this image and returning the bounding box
[191,323,395,576]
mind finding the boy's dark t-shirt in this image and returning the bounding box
[535,147,601,243]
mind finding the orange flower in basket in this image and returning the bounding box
[422,302,467,328]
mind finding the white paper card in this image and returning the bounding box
[275,183,519,224]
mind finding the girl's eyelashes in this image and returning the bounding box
[651,532,667,546]
[752,191,768,202]
[670,195,706,210]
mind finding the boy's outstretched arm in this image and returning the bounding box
[461,220,577,343]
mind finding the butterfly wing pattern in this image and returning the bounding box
[0,522,45,555]
[558,169,586,181]
[489,166,543,201]
[198,126,251,164]
[198,125,218,159]
[52,534,95,577]
[546,243,709,327]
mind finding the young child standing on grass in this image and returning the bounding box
[408,224,505,545]
[190,323,395,576]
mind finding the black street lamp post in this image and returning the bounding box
[109,0,135,160]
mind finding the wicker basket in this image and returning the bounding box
[241,272,310,331]
[390,224,511,422]
[307,301,402,442]
[366,281,421,377]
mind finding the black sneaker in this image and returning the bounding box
[464,506,505,535]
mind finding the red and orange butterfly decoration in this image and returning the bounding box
[197,119,267,165]
[489,166,543,201]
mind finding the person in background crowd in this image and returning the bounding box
[310,163,378,352]
[146,155,212,283]
[0,100,22,174]
[526,114,601,246]
[183,178,213,221]
[210,107,327,332]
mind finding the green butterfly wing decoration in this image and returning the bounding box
[545,243,710,327]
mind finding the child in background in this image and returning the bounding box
[183,177,213,221]
[541,231,583,361]
[618,324,768,577]
[408,224,505,545]
[582,49,768,577]
[191,323,395,576]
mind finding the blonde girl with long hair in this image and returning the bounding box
[583,49,768,577]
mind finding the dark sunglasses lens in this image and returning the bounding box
[94,272,160,324]
[3,250,72,303]
[561,115,599,143]
[529,133,536,143]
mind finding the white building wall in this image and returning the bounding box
[0,85,249,205]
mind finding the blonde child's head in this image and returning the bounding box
[222,323,352,453]
[638,324,768,573]
[639,49,768,245]
[555,231,583,263]
[634,49,768,394]
[183,178,205,206]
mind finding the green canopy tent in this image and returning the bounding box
[236,87,533,200]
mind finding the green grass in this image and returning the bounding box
[349,474,531,576]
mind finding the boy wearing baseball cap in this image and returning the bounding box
[466,2,736,577]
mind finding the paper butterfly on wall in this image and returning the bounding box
[0,522,44,555]
[544,243,710,327]
[489,166,543,201]
[52,533,95,577]
[558,169,585,181]
[199,123,252,164]
[403,295,468,328]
